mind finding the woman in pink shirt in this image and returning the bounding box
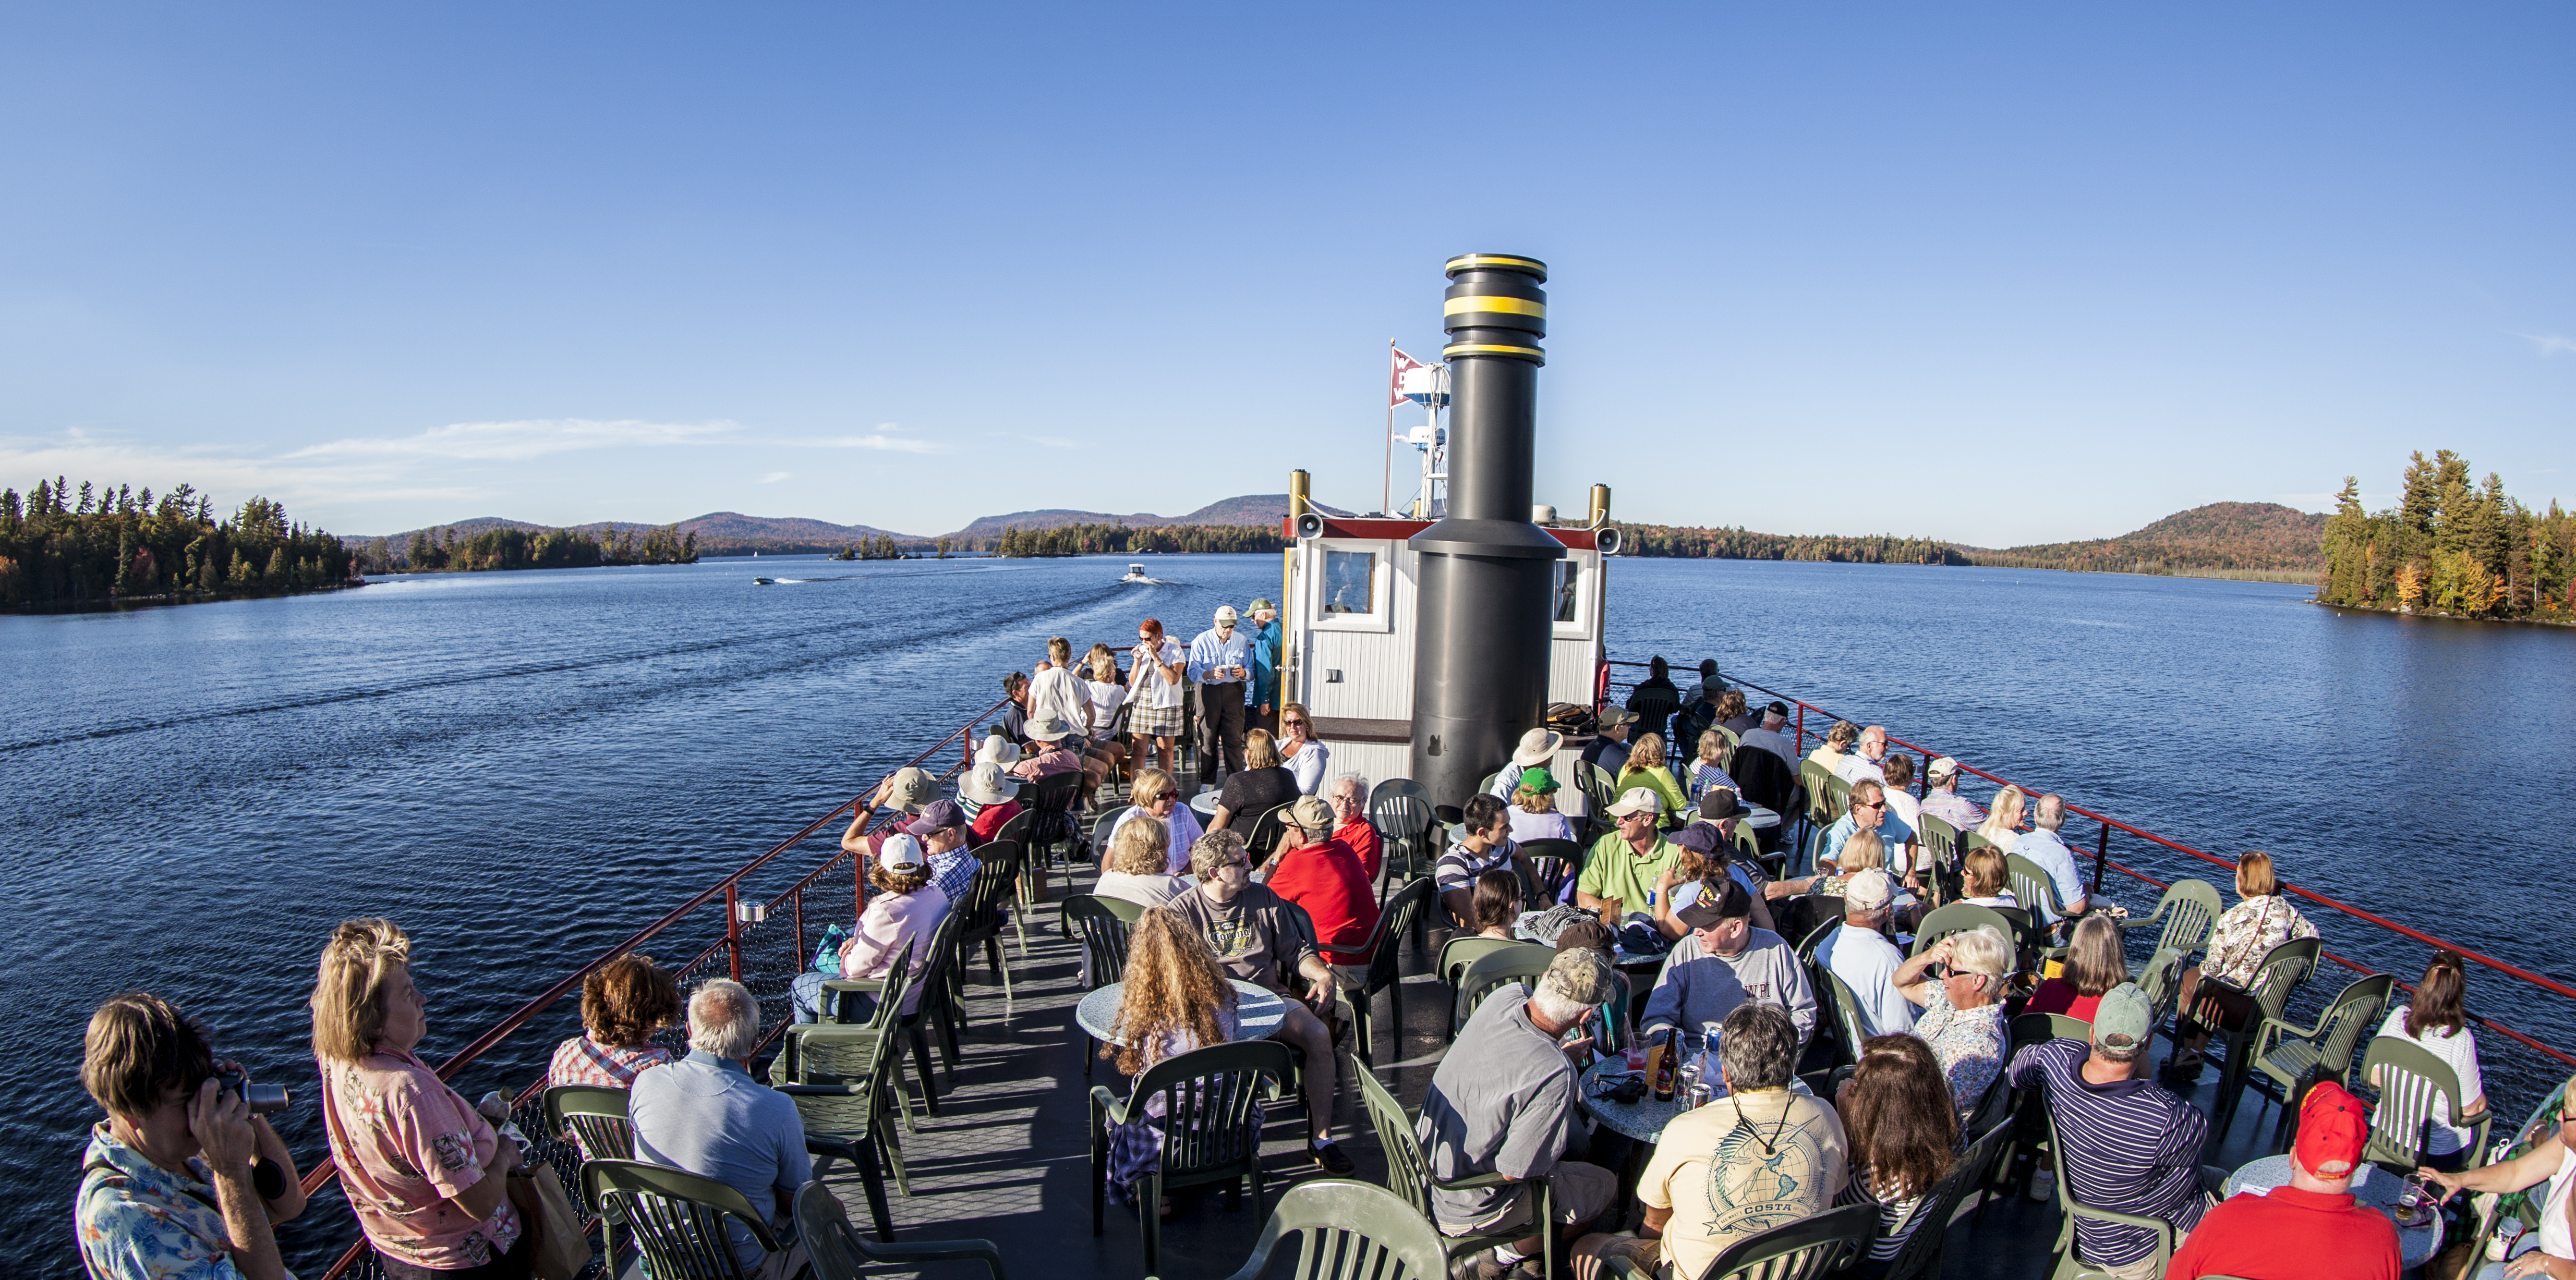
[834,835,952,1020]
[312,918,528,1279]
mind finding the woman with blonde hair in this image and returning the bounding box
[1775,829,1885,900]
[1095,815,1194,909]
[1276,701,1331,796]
[1973,785,2027,851]
[1613,730,1689,822]
[1686,729,1739,801]
[1082,645,1129,753]
[1101,908,1248,1211]
[1208,728,1298,832]
[1111,768,1205,876]
[2027,917,2126,1023]
[1958,847,2018,908]
[313,918,530,1277]
[1891,924,2013,1118]
[2165,850,2319,1082]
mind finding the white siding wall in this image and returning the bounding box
[1295,541,1418,723]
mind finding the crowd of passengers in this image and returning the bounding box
[68,627,2555,1280]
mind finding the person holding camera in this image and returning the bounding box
[77,991,307,1280]
[313,918,533,1279]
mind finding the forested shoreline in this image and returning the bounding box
[1614,524,1969,565]
[985,521,1286,557]
[2318,451,2575,621]
[2,479,360,609]
[357,522,699,573]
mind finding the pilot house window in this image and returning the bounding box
[1323,550,1376,615]
[1552,559,1580,623]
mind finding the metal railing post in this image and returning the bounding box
[1795,704,1805,751]
[724,883,742,983]
[1920,750,1932,799]
[792,888,805,971]
[2092,821,2108,898]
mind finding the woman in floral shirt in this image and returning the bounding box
[76,992,307,1280]
[1892,925,2014,1120]
[312,919,529,1279]
[2164,851,2319,1081]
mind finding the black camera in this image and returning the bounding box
[213,1068,291,1116]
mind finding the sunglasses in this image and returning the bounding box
[1853,799,1885,811]
[1284,718,1308,728]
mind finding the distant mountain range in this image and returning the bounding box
[355,493,1353,555]
[1963,502,2327,576]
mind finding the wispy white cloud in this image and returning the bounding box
[2523,333,2576,358]
[793,423,946,455]
[758,471,792,483]
[288,417,736,462]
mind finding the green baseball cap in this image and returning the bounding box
[1516,765,1559,793]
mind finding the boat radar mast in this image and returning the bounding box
[1397,361,1450,520]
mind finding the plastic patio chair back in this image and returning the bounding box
[796,1179,1007,1280]
[1451,943,1557,1037]
[2012,1010,2095,1049]
[1518,837,1582,906]
[1800,760,1838,830]
[1060,895,1134,989]
[1821,969,1870,1069]
[1354,1067,1437,1219]
[1243,804,1291,862]
[990,808,1036,849]
[2271,972,2393,1088]
[585,1158,780,1280]
[1912,904,2018,957]
[1091,805,1132,862]
[1915,812,1965,877]
[1370,779,1435,879]
[1437,935,1527,989]
[2126,878,2223,964]
[2003,854,2071,924]
[1127,1040,1293,1188]
[543,1083,634,1161]
[1338,876,1437,1068]
[2360,1035,2481,1171]
[1214,1179,1450,1280]
[1876,1122,2015,1280]
[820,940,917,1032]
[2136,946,2186,1029]
[1691,1201,1878,1280]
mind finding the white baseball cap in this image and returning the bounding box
[877,833,927,872]
[1605,787,1663,818]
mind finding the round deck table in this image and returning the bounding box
[2222,1155,2443,1270]
[1578,1054,1709,1143]
[1188,791,1223,820]
[1074,978,1287,1047]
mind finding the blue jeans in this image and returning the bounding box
[789,970,880,1025]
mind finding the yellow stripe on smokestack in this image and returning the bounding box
[1442,295,1546,318]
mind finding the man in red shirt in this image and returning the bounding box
[1264,796,1381,969]
[1325,774,1383,882]
[2166,1080,2399,1280]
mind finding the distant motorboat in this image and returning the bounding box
[1120,564,1151,583]
[753,576,776,586]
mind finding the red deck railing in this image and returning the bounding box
[1601,658,2576,1075]
[301,695,1010,1279]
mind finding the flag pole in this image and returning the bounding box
[1382,339,1396,516]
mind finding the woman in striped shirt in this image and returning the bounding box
[1834,1034,1960,1276]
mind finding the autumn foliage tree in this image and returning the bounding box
[2317,450,2574,619]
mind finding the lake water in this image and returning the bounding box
[6,554,2570,1272]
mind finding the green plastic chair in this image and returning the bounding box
[1798,760,1839,871]
[1331,876,1435,1070]
[2359,1035,2493,1173]
[1912,904,2017,957]
[1606,1201,1878,1280]
[1517,837,1583,906]
[1025,771,1086,890]
[1580,762,1622,844]
[2004,854,2074,928]
[1437,935,1526,988]
[2201,937,2322,1139]
[1061,892,1137,1042]
[1090,1039,1295,1276]
[1819,969,1871,1069]
[1915,812,1966,898]
[2014,1010,2095,1047]
[1207,1178,1450,1280]
[954,839,1026,1001]
[542,1083,633,1160]
[795,1179,1005,1280]
[820,934,935,1130]
[1357,1067,1558,1280]
[1369,779,1436,882]
[584,1158,787,1280]
[1091,804,1133,863]
[2043,1111,2177,1280]
[1241,803,1291,863]
[1876,1121,2016,1280]
[1449,943,1556,1039]
[2118,878,2223,965]
[773,1021,910,1240]
[896,909,965,1108]
[2245,971,2394,1147]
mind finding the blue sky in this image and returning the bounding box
[2,4,2568,543]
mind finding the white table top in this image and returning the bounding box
[1074,978,1286,1047]
[2222,1155,2442,1268]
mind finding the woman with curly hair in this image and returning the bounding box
[1834,1034,1960,1276]
[547,953,681,1089]
[1102,908,1247,1211]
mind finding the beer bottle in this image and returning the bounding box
[1651,1027,1679,1102]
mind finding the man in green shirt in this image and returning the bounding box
[1577,788,1682,925]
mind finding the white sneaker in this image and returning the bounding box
[2027,1169,2055,1203]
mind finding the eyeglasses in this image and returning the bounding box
[1853,800,1884,811]
[1284,718,1308,728]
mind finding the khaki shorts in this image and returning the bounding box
[1442,1162,1617,1238]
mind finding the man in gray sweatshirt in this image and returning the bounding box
[1638,880,1817,1047]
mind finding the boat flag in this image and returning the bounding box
[1389,346,1425,408]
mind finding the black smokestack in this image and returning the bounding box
[1408,253,1563,809]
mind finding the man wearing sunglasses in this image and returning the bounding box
[1186,605,1254,790]
[1817,779,1914,879]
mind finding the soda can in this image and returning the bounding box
[1686,1081,1713,1109]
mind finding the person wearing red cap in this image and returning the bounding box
[2166,1081,2399,1280]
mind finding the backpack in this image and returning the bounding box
[1546,702,1597,736]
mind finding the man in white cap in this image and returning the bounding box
[1737,702,1798,771]
[1485,725,1565,799]
[1813,869,1914,1036]
[1577,788,1682,927]
[1186,604,1254,789]
[1918,756,1986,830]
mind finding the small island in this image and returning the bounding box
[2316,450,2576,624]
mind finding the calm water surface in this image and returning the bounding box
[4,554,2569,1271]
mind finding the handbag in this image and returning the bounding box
[507,1167,594,1280]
